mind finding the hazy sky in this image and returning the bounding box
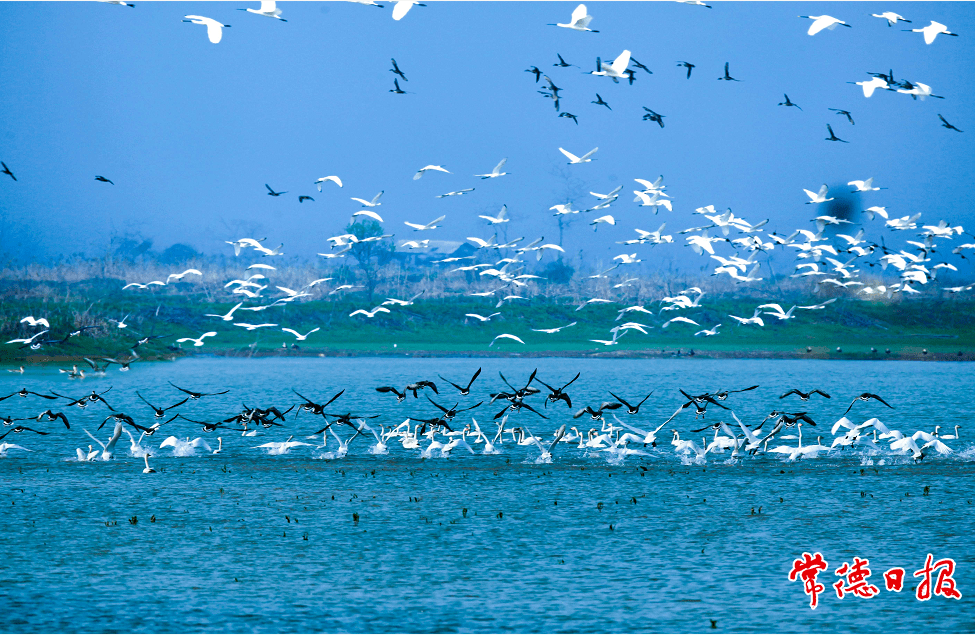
[0,1,972,271]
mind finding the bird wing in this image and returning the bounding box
[559,147,580,162]
[610,50,631,75]
[570,3,587,24]
[392,1,412,20]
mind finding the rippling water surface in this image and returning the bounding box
[0,357,973,633]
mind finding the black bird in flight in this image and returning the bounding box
[390,78,408,94]
[676,61,695,79]
[168,381,230,399]
[405,380,438,398]
[630,57,653,75]
[265,184,287,197]
[438,367,481,396]
[780,389,831,401]
[553,53,576,68]
[525,66,542,83]
[137,391,189,418]
[534,372,579,408]
[559,112,579,125]
[718,62,740,82]
[825,123,849,143]
[829,108,855,125]
[939,114,963,132]
[375,386,407,403]
[778,94,802,110]
[844,392,894,415]
[390,58,408,81]
[609,391,653,415]
[642,107,665,128]
[1,161,15,181]
[95,175,114,184]
[298,195,314,203]
[592,94,611,110]
[0,426,49,441]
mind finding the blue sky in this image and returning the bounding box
[0,1,972,271]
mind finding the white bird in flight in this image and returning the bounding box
[799,15,851,36]
[234,323,278,331]
[353,210,384,223]
[550,4,598,32]
[413,165,450,180]
[559,147,598,164]
[803,184,834,204]
[489,334,525,347]
[907,21,958,45]
[404,215,445,231]
[392,0,425,21]
[475,158,508,179]
[591,50,632,82]
[532,322,577,334]
[20,316,50,328]
[351,191,383,207]
[239,1,286,20]
[314,176,343,191]
[350,307,391,318]
[176,332,217,347]
[282,327,320,341]
[205,302,244,322]
[182,15,230,44]
[478,205,509,225]
[872,11,910,27]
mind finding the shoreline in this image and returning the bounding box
[9,345,974,364]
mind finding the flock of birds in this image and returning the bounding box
[1,3,970,355]
[0,367,964,470]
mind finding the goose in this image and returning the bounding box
[843,393,894,415]
[392,0,425,21]
[314,175,342,191]
[799,15,851,35]
[825,124,849,142]
[718,62,740,82]
[281,327,320,341]
[489,334,525,347]
[413,165,450,180]
[95,175,114,184]
[175,331,217,347]
[404,215,445,231]
[591,50,631,82]
[239,1,285,20]
[351,191,383,207]
[778,94,802,110]
[142,453,156,473]
[549,4,598,32]
[475,158,508,179]
[559,146,598,164]
[906,21,958,45]
[437,368,481,395]
[183,15,230,43]
[938,114,962,132]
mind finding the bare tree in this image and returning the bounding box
[345,220,395,303]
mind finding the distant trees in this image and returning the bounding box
[345,220,394,303]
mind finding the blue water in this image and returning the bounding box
[0,357,973,633]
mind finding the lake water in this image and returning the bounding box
[0,357,972,633]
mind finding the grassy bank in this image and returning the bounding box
[2,292,973,364]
